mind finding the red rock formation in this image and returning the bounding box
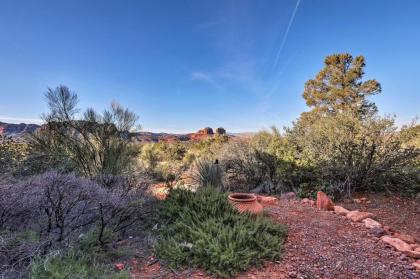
[316,191,334,211]
[197,127,214,135]
[215,127,226,135]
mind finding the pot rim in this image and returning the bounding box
[228,193,257,202]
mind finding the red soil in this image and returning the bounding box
[128,195,420,279]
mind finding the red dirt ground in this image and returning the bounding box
[129,195,420,279]
[339,193,420,240]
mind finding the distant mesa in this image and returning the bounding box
[0,121,229,143]
[132,127,228,143]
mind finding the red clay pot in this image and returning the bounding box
[228,193,263,215]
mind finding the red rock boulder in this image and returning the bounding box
[394,233,416,244]
[346,210,374,222]
[381,236,412,253]
[333,205,350,216]
[316,191,334,211]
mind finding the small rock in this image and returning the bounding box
[405,250,420,259]
[316,191,334,211]
[381,236,412,253]
[413,260,420,271]
[370,227,386,237]
[334,205,350,216]
[394,233,416,244]
[363,218,382,229]
[346,210,374,222]
[258,195,278,205]
[288,271,297,278]
[301,198,315,207]
[115,263,125,271]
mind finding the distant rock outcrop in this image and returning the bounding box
[215,127,226,135]
[0,121,230,143]
[0,122,40,137]
[197,127,214,135]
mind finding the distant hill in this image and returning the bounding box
[0,122,40,137]
[131,127,229,143]
[0,122,240,143]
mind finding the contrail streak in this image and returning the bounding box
[272,0,301,69]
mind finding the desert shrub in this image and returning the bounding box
[189,159,224,188]
[138,143,161,173]
[188,135,229,161]
[0,172,148,244]
[156,187,286,278]
[30,86,140,177]
[30,247,130,279]
[0,230,49,278]
[0,135,32,176]
[218,139,280,192]
[0,172,152,276]
[286,112,420,197]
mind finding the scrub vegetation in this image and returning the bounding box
[0,53,418,278]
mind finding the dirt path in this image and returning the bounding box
[131,200,420,279]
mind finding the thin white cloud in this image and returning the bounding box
[190,71,224,91]
[0,116,43,124]
[272,0,301,69]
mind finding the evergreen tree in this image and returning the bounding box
[303,53,381,116]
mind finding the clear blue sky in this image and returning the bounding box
[0,0,419,133]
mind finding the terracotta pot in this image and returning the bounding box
[228,193,263,215]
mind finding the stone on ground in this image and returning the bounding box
[333,205,350,216]
[316,191,334,211]
[346,210,374,222]
[393,233,416,244]
[370,227,386,237]
[413,260,420,271]
[363,218,382,229]
[381,236,412,253]
[404,250,420,259]
[301,198,315,207]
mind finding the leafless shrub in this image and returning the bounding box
[0,171,152,276]
[0,172,149,244]
[218,140,276,191]
[0,232,49,279]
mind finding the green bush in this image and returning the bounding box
[30,248,129,279]
[156,187,287,278]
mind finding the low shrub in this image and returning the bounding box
[0,172,155,276]
[30,247,130,279]
[156,187,287,278]
[0,230,49,278]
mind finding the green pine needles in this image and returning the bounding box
[156,187,287,278]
